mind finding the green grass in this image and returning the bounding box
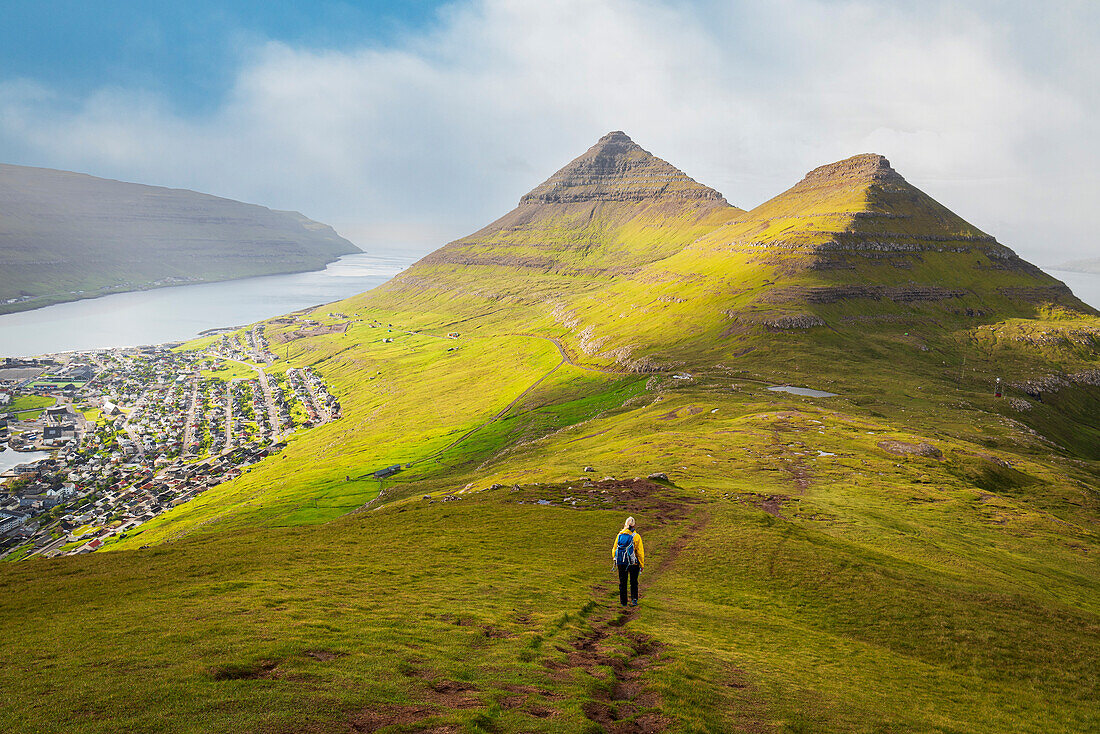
[71,315,1096,732]
[3,473,1097,732]
[2,149,1099,732]
[1,499,632,732]
[6,394,54,416]
[201,362,257,382]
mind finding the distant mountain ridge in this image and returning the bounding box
[0,163,359,314]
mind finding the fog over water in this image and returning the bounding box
[0,253,412,357]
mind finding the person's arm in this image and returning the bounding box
[635,533,644,569]
[612,535,618,564]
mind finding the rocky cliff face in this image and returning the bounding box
[795,152,907,191]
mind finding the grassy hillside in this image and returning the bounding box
[2,134,1098,733]
[0,163,358,314]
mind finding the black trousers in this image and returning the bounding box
[617,564,640,605]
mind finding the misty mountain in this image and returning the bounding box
[0,163,358,313]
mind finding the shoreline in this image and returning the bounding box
[0,250,360,317]
[0,252,412,359]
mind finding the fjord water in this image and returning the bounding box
[1046,269,1100,311]
[0,449,52,474]
[0,253,413,357]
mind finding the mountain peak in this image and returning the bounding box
[519,131,728,205]
[596,130,633,145]
[799,153,904,187]
[743,152,989,239]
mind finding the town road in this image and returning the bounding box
[223,357,283,436]
[225,382,233,448]
[182,379,199,449]
[300,376,332,422]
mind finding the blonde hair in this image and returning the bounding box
[624,516,636,530]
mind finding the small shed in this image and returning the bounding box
[371,465,403,479]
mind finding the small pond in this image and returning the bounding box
[768,385,838,398]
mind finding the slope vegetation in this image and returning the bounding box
[2,133,1098,733]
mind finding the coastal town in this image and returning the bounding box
[0,340,341,561]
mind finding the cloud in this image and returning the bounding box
[0,0,1095,264]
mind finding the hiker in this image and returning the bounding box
[612,516,645,607]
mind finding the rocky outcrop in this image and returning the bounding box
[762,314,826,329]
[799,153,905,188]
[1009,369,1100,396]
[1071,369,1100,387]
[998,285,1076,302]
[761,285,966,304]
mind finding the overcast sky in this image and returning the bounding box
[1,0,1096,264]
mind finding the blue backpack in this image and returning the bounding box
[615,531,638,566]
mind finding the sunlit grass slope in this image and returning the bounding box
[3,380,1097,731]
[2,133,1098,733]
[71,297,1100,732]
[364,131,741,328]
[558,153,1096,373]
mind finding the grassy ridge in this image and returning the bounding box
[77,306,1096,732]
[3,316,1098,732]
[2,140,1098,732]
[2,458,1096,732]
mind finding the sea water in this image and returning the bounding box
[0,253,413,357]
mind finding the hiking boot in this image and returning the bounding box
[630,599,639,607]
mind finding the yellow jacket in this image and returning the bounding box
[611,529,644,569]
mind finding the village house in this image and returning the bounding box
[0,509,30,534]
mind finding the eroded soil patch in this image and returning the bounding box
[745,494,789,519]
[512,478,702,527]
[549,608,669,734]
[426,680,482,709]
[348,705,439,733]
